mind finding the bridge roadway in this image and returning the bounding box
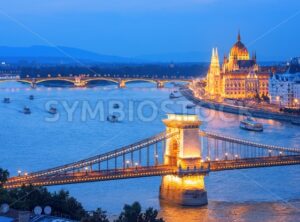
[0,76,191,88]
[25,131,174,179]
[4,155,300,189]
[26,130,300,180]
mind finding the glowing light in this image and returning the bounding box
[167,114,198,122]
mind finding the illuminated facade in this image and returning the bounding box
[160,114,208,206]
[206,32,270,99]
[269,59,300,108]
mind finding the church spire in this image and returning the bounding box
[238,30,241,42]
[209,47,220,74]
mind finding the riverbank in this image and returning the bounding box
[180,87,300,123]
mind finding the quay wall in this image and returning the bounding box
[180,87,300,123]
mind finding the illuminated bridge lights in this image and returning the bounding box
[4,130,300,189]
[200,130,300,154]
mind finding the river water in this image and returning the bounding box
[0,82,300,221]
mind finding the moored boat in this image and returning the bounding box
[240,117,263,132]
[186,104,196,109]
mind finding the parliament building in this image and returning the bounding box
[205,32,270,100]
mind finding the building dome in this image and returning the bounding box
[229,31,250,60]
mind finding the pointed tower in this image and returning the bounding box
[237,30,241,42]
[206,48,221,97]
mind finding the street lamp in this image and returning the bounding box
[126,160,130,168]
[294,98,299,108]
[268,150,272,157]
[134,162,139,170]
[225,153,228,160]
[18,170,21,176]
[155,154,159,166]
[84,167,88,175]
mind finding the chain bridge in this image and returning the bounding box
[4,114,300,206]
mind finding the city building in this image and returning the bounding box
[205,32,270,100]
[269,58,300,108]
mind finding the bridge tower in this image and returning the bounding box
[74,76,87,87]
[160,113,208,206]
[156,81,164,88]
[119,80,126,88]
[31,78,37,89]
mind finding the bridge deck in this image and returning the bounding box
[4,155,300,189]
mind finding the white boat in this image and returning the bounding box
[48,107,57,115]
[107,115,119,122]
[169,92,180,99]
[240,117,263,132]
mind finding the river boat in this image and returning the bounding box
[240,117,263,132]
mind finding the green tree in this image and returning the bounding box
[115,202,164,222]
[141,208,164,222]
[81,208,109,222]
[0,168,9,186]
[116,201,142,222]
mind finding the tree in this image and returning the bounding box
[115,201,142,222]
[81,208,109,222]
[141,208,164,222]
[0,168,9,186]
[115,202,164,222]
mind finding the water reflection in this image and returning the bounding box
[159,200,300,222]
[1,82,300,221]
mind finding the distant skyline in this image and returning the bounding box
[0,0,299,61]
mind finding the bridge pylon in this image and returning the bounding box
[160,113,208,206]
[74,76,87,87]
[156,81,164,88]
[119,80,126,88]
[31,78,37,89]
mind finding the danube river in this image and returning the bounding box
[1,82,300,221]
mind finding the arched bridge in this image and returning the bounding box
[4,114,300,206]
[0,75,191,88]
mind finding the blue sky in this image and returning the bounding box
[0,0,299,61]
